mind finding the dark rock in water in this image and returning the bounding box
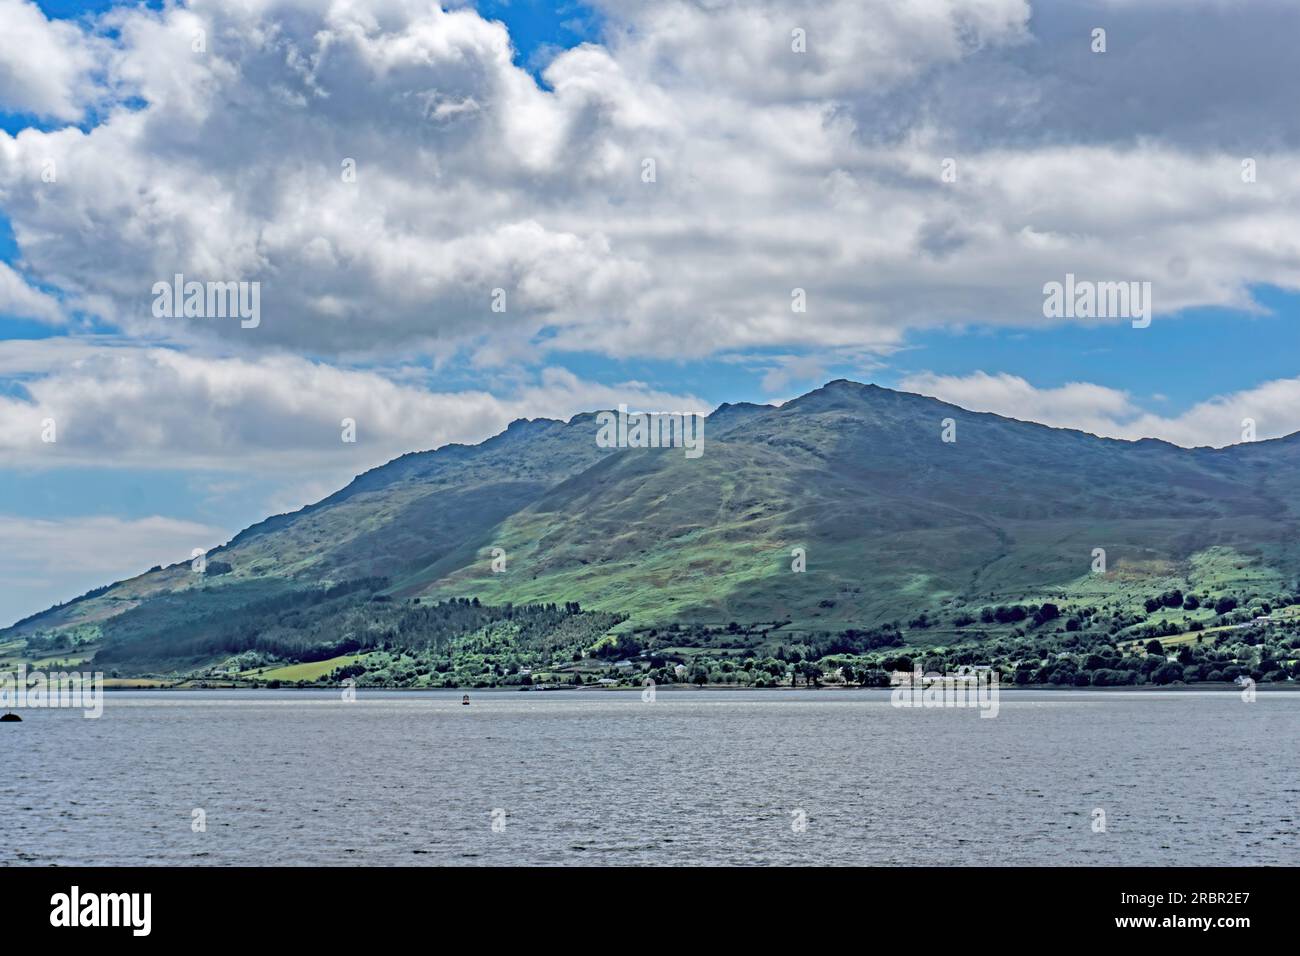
[0,712,22,722]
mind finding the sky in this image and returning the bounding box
[2,0,1300,625]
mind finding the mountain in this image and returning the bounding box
[7,380,1300,677]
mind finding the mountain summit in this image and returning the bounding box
[8,381,1300,673]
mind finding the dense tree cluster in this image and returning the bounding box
[90,577,622,674]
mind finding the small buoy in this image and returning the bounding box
[461,694,470,706]
[0,711,21,722]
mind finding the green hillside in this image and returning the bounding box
[7,381,1300,687]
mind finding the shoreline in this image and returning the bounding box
[87,681,1299,693]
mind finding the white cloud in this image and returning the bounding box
[900,370,1137,435]
[0,513,225,626]
[900,370,1300,447]
[595,0,1031,102]
[0,261,63,323]
[0,0,101,120]
[0,340,710,472]
[22,0,1287,362]
[1,1,1296,443]
[1119,378,1300,448]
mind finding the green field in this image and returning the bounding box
[242,654,371,682]
[28,654,95,669]
[0,641,100,672]
[1119,603,1299,654]
[101,677,174,688]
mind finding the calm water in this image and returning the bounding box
[2,689,1296,866]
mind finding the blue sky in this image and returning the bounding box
[476,0,601,73]
[3,0,1300,625]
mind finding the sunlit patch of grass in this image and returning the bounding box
[243,653,371,683]
[101,677,173,688]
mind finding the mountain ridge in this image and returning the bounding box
[7,381,1300,661]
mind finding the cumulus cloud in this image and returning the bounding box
[900,369,1300,447]
[0,339,710,472]
[595,0,1031,102]
[0,0,102,120]
[11,0,1298,364]
[1119,377,1300,448]
[0,513,226,625]
[1,2,1296,444]
[903,0,1300,152]
[0,261,64,324]
[901,370,1135,434]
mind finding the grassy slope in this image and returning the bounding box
[6,381,1300,669]
[415,382,1300,630]
[241,654,371,682]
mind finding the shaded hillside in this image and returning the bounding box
[8,381,1300,671]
